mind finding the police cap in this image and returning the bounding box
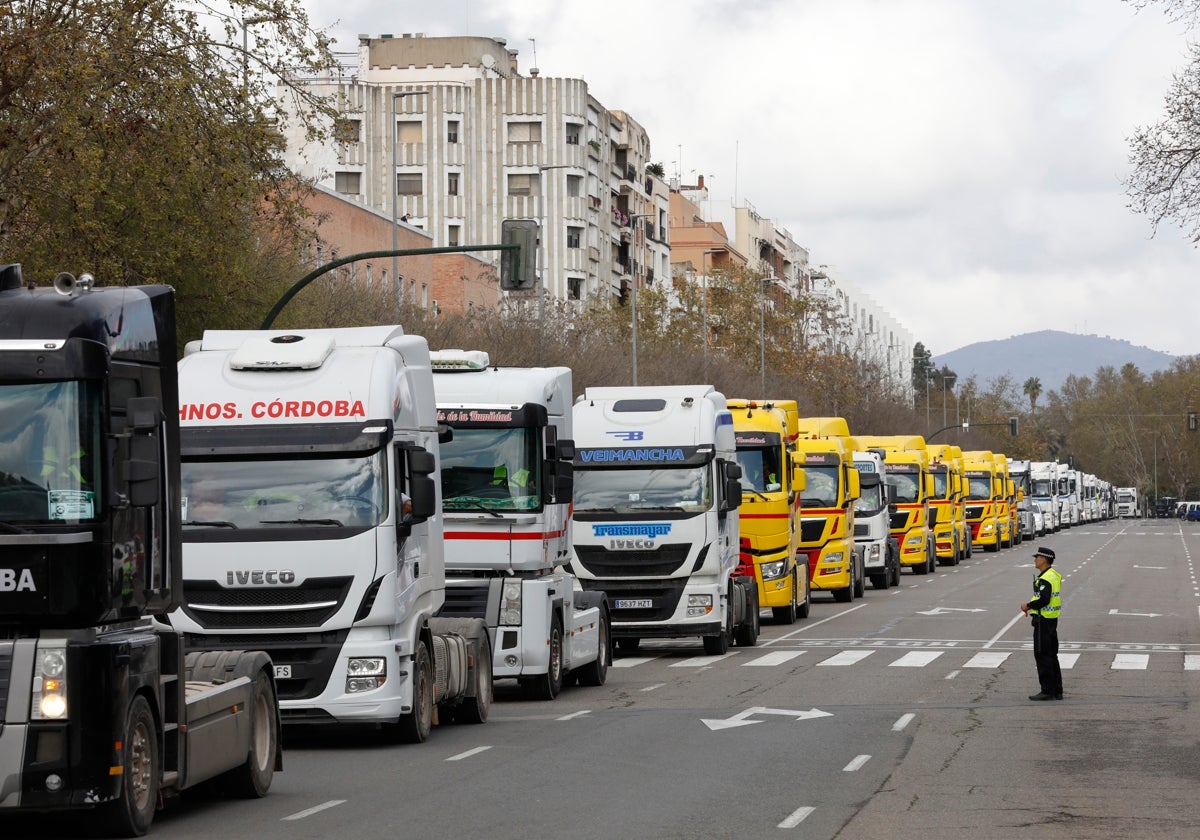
[1032,546,1055,563]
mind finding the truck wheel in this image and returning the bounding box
[576,607,611,686]
[523,616,564,700]
[797,574,811,619]
[456,635,493,724]
[101,695,159,838]
[853,556,865,598]
[833,583,852,603]
[890,556,901,587]
[870,574,888,591]
[395,642,433,743]
[772,575,798,624]
[219,670,278,798]
[703,629,729,655]
[734,590,759,647]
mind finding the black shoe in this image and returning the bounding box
[1054,693,1063,700]
[1029,692,1054,701]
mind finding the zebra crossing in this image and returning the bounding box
[611,647,1200,672]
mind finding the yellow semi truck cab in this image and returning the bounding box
[926,443,969,565]
[729,399,810,623]
[794,425,862,602]
[962,450,1002,551]
[854,435,936,576]
[993,453,1014,548]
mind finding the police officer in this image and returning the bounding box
[1020,546,1063,701]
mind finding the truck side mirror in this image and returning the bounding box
[548,439,575,503]
[405,447,437,521]
[845,466,860,502]
[125,396,162,507]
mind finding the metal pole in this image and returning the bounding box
[760,277,768,396]
[628,214,651,386]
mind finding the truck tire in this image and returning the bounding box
[523,615,564,700]
[870,573,888,590]
[395,642,433,743]
[456,635,493,724]
[101,694,158,837]
[219,670,278,798]
[772,574,798,624]
[797,573,811,619]
[575,603,611,687]
[853,555,865,598]
[703,629,729,655]
[734,589,759,647]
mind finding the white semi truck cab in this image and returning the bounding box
[174,326,491,743]
[568,386,758,655]
[852,447,901,589]
[430,350,610,700]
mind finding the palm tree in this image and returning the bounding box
[1023,377,1042,412]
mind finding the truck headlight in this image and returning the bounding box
[904,535,923,547]
[866,544,880,562]
[32,643,68,720]
[346,657,386,693]
[687,594,713,616]
[500,579,523,626]
[760,560,786,580]
[825,551,843,563]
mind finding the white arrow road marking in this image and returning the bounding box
[702,705,832,731]
[1108,609,1162,617]
[916,607,986,615]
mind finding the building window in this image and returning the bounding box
[507,121,542,143]
[568,277,583,300]
[334,171,361,195]
[565,123,581,145]
[567,175,582,197]
[507,173,541,196]
[396,120,423,143]
[335,118,361,144]
[447,120,459,143]
[448,224,460,247]
[567,226,582,248]
[448,172,460,196]
[396,173,423,195]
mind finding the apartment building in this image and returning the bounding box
[279,33,665,309]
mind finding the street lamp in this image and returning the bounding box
[701,249,721,373]
[391,89,430,314]
[760,275,776,396]
[627,213,653,386]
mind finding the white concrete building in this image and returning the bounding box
[278,33,664,307]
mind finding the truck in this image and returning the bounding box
[1030,461,1063,531]
[728,399,809,623]
[794,418,863,601]
[1115,486,1139,518]
[849,444,901,589]
[173,325,492,743]
[1009,458,1042,538]
[854,435,937,575]
[963,450,1003,551]
[0,266,280,836]
[926,443,970,565]
[429,350,610,699]
[993,453,1017,548]
[569,386,759,655]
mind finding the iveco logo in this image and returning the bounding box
[225,570,297,586]
[609,539,655,550]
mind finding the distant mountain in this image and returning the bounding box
[931,330,1177,393]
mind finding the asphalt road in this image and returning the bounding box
[15,518,1200,839]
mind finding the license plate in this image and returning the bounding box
[273,664,293,679]
[614,598,653,609]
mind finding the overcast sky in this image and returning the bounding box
[301,0,1197,358]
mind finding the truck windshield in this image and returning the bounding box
[1032,479,1054,496]
[181,453,385,529]
[439,426,540,512]
[886,470,919,504]
[735,446,782,492]
[0,381,102,524]
[966,476,991,501]
[853,480,885,516]
[801,465,839,507]
[931,470,949,498]
[574,464,711,513]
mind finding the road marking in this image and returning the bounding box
[1109,609,1162,618]
[556,710,591,721]
[744,650,806,667]
[893,713,915,731]
[283,800,346,821]
[944,669,961,680]
[964,651,1012,668]
[1058,653,1080,669]
[889,651,944,667]
[770,602,869,642]
[983,611,1028,649]
[671,652,737,667]
[818,650,874,666]
[1133,565,1167,570]
[843,754,871,772]
[611,656,655,668]
[778,806,816,829]
[1112,654,1150,670]
[916,607,985,616]
[702,706,832,731]
[1185,655,1200,671]
[640,682,666,692]
[446,746,492,761]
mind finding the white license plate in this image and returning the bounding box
[614,598,653,609]
[273,664,293,679]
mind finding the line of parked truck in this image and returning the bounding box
[0,270,1120,834]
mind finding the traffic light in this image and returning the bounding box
[1008,416,1018,436]
[1189,411,1197,432]
[500,219,539,291]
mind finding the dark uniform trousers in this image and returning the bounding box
[1031,614,1062,696]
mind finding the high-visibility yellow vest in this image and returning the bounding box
[1030,567,1062,619]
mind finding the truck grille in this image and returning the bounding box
[889,511,910,529]
[799,520,826,542]
[441,581,491,620]
[965,505,985,519]
[579,578,686,622]
[181,576,353,629]
[854,523,869,537]
[184,629,349,702]
[573,543,691,577]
